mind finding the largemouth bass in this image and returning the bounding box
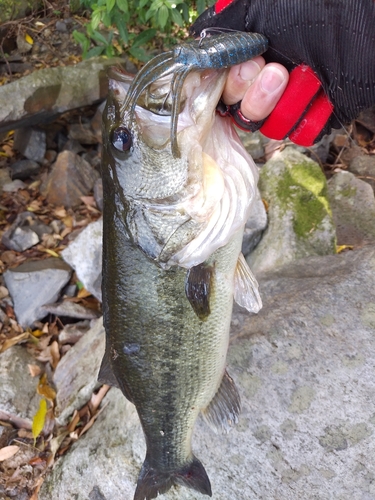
[100,33,265,500]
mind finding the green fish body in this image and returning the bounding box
[100,58,262,500]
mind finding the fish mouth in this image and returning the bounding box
[108,67,259,269]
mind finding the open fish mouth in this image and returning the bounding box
[106,66,259,271]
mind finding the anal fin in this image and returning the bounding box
[201,370,241,434]
[234,252,262,313]
[98,347,119,388]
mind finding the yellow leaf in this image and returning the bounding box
[0,445,19,461]
[32,329,44,338]
[336,245,354,254]
[32,399,47,445]
[40,248,60,258]
[25,33,34,45]
[77,288,92,298]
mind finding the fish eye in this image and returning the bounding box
[111,126,132,152]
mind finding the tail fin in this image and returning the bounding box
[134,455,212,500]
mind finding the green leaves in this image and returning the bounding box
[73,0,215,63]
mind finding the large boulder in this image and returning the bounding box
[248,147,336,274]
[40,246,375,500]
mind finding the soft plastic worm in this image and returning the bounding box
[120,32,268,157]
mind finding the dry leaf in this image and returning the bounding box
[50,340,60,370]
[0,332,29,353]
[79,402,108,438]
[32,399,48,444]
[28,364,41,377]
[54,207,67,218]
[0,445,20,461]
[90,385,110,414]
[77,288,92,299]
[0,285,9,299]
[37,373,56,401]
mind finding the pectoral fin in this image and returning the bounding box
[185,263,214,320]
[201,370,241,434]
[234,253,262,313]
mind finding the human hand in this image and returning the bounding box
[191,0,375,146]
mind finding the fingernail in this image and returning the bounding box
[239,60,262,82]
[260,67,286,94]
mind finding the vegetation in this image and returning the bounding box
[73,0,214,61]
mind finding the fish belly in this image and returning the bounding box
[102,193,242,497]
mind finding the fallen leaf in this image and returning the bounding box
[50,340,60,369]
[0,332,29,353]
[28,364,41,377]
[0,285,9,299]
[37,374,56,401]
[337,245,354,253]
[32,399,48,445]
[54,207,67,218]
[30,475,44,500]
[39,248,60,258]
[77,288,92,299]
[32,329,45,339]
[0,445,20,461]
[90,385,110,414]
[25,33,34,45]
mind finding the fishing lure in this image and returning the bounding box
[119,32,268,157]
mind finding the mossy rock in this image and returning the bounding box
[248,147,336,274]
[0,0,41,23]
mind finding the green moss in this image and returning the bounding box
[273,160,331,239]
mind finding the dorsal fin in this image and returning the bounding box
[234,253,262,313]
[185,263,214,320]
[201,370,241,434]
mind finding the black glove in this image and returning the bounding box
[190,0,375,145]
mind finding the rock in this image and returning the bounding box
[0,0,40,23]
[0,57,125,134]
[55,20,68,33]
[68,123,98,145]
[2,179,27,192]
[0,167,12,191]
[10,159,40,180]
[40,247,375,500]
[53,317,105,425]
[2,212,52,252]
[16,32,32,54]
[62,138,86,154]
[328,170,375,246]
[3,258,72,327]
[61,218,103,301]
[238,130,266,160]
[248,147,336,274]
[242,189,268,256]
[42,300,101,320]
[0,345,42,420]
[41,150,99,208]
[348,154,375,192]
[59,320,91,344]
[93,178,103,212]
[13,128,46,163]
